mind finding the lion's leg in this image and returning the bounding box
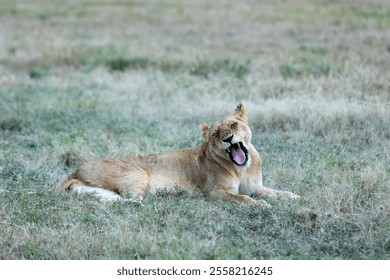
[56,174,122,201]
[57,166,149,202]
[255,186,300,200]
[55,174,81,192]
[114,171,149,201]
[210,189,270,208]
[72,185,123,202]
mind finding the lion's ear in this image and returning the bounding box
[200,123,210,141]
[235,103,248,123]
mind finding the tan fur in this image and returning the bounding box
[57,104,300,206]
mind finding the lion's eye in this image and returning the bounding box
[213,131,220,138]
[231,122,238,129]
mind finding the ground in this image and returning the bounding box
[0,0,389,259]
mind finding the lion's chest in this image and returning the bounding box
[238,176,262,195]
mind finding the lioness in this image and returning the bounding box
[57,104,299,206]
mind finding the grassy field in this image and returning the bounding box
[1,0,389,259]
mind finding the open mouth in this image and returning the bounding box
[226,142,248,166]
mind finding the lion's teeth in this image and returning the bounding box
[237,142,241,148]
[227,148,230,153]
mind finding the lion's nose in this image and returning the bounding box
[222,135,233,143]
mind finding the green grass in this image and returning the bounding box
[280,58,331,78]
[1,0,390,260]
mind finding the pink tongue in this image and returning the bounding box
[232,146,246,165]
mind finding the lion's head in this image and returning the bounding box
[200,103,252,167]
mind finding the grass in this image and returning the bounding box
[280,58,330,78]
[1,0,390,260]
